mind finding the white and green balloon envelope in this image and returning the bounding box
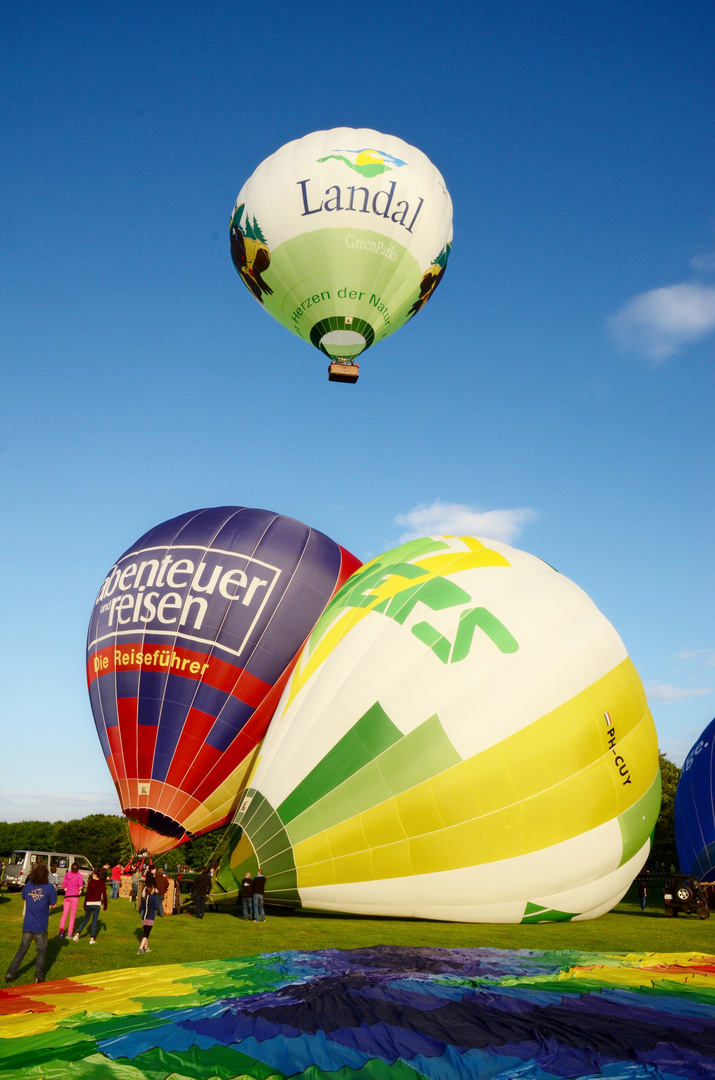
[229,128,453,367]
[215,536,660,922]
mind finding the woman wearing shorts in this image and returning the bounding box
[138,885,160,953]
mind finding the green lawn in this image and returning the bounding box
[1,885,712,986]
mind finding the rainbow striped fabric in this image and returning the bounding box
[1,947,714,1078]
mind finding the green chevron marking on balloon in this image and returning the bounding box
[237,790,299,904]
[278,702,402,824]
[618,771,662,866]
[410,619,452,663]
[212,822,244,894]
[375,576,470,622]
[285,714,462,846]
[451,606,519,660]
[521,903,577,923]
[306,539,451,651]
[378,580,519,664]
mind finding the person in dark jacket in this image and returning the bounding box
[192,868,212,919]
[252,869,266,922]
[638,878,648,911]
[155,869,170,916]
[72,870,108,943]
[240,872,253,920]
[5,862,57,983]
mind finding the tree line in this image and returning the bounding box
[0,814,227,872]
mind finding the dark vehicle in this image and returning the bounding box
[663,874,709,918]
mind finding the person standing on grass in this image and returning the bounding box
[138,884,160,953]
[192,867,212,919]
[72,869,107,944]
[155,868,169,916]
[5,861,57,984]
[131,867,142,903]
[240,872,253,921]
[110,863,123,900]
[252,869,266,922]
[131,868,142,902]
[638,878,647,911]
[58,862,84,939]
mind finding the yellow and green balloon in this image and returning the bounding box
[214,536,660,922]
[230,128,453,371]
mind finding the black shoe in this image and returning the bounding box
[34,977,45,984]
[5,974,15,982]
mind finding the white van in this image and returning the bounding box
[3,850,94,889]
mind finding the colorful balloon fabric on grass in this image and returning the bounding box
[1,947,715,1079]
[674,715,715,882]
[217,535,660,922]
[230,128,453,371]
[86,507,360,854]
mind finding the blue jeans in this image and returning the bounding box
[110,880,120,900]
[194,893,206,918]
[6,929,48,980]
[252,893,265,921]
[242,897,252,920]
[75,905,101,938]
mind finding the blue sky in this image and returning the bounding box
[2,1,714,823]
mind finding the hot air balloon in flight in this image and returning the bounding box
[86,507,361,855]
[213,535,660,922]
[230,128,453,382]
[674,717,715,880]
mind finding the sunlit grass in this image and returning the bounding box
[0,885,711,986]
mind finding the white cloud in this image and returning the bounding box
[395,500,538,544]
[607,282,715,362]
[678,648,715,665]
[646,682,713,704]
[677,647,715,667]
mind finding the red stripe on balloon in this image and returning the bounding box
[106,727,126,779]
[86,644,271,707]
[164,709,218,789]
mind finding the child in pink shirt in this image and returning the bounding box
[58,864,84,939]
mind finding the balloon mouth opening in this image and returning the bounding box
[126,807,194,842]
[321,329,365,347]
[311,316,375,359]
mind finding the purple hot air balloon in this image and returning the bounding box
[86,507,361,854]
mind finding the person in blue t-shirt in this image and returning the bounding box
[5,862,57,983]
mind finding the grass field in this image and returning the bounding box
[1,884,712,986]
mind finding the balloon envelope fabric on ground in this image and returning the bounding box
[230,128,453,374]
[216,535,659,922]
[86,507,360,854]
[1,947,715,1080]
[674,716,715,881]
